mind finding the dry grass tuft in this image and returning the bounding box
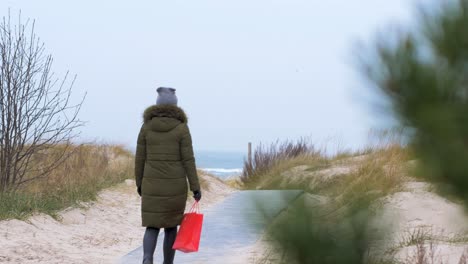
[0,143,133,220]
[243,137,410,204]
[196,169,211,191]
[327,144,409,205]
[241,138,324,187]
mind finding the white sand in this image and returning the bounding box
[374,181,468,263]
[0,174,235,264]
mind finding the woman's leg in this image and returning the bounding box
[163,227,178,264]
[143,227,160,264]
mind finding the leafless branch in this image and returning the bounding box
[0,11,85,192]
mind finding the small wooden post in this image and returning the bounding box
[248,142,252,165]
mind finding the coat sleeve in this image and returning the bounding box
[180,124,201,192]
[135,124,146,189]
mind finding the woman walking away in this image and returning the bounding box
[135,87,202,264]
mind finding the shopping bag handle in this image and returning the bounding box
[188,201,200,214]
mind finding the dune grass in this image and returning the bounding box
[197,169,211,191]
[245,138,414,264]
[326,145,409,203]
[0,144,134,220]
[242,137,410,199]
[242,154,330,190]
[241,138,324,186]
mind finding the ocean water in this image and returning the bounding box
[195,151,245,179]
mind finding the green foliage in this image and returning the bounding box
[259,194,390,264]
[361,0,468,204]
[0,188,96,220]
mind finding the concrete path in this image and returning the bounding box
[120,190,303,264]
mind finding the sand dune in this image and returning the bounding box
[0,174,234,264]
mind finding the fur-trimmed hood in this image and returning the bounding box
[143,105,188,124]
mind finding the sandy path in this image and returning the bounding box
[0,174,235,264]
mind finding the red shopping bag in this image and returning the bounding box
[173,201,204,253]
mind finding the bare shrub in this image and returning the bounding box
[404,241,444,264]
[0,12,85,192]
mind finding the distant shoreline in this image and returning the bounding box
[200,168,242,179]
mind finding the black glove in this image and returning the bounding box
[193,190,202,201]
[137,186,142,197]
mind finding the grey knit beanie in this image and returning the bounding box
[156,87,178,105]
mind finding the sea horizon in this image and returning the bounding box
[195,150,245,179]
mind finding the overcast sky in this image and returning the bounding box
[2,0,423,152]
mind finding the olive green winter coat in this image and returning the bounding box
[135,105,200,228]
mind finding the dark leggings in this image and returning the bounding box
[143,226,177,264]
